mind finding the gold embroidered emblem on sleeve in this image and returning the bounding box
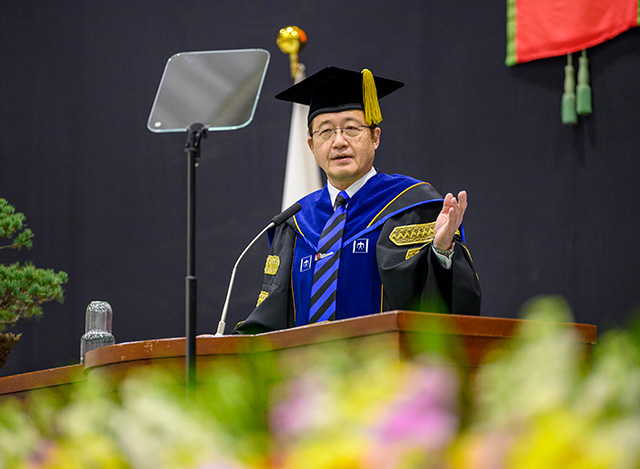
[264,255,280,275]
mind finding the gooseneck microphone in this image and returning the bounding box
[215,203,302,335]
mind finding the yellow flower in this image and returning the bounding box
[506,411,623,469]
[279,434,369,469]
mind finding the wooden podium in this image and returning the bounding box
[0,311,597,400]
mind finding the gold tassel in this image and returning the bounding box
[361,69,382,125]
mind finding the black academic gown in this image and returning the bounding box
[235,173,481,334]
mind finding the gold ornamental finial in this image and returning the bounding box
[277,26,307,79]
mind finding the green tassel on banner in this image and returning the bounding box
[576,49,592,116]
[562,54,578,125]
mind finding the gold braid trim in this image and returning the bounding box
[256,290,269,306]
[389,222,436,246]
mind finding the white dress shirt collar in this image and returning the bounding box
[327,167,377,209]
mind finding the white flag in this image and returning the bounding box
[281,64,322,211]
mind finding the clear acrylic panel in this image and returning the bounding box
[147,49,270,133]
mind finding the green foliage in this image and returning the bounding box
[0,198,33,250]
[0,198,67,332]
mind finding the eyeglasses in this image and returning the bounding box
[311,125,373,143]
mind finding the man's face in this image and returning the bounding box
[308,109,381,190]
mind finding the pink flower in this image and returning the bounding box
[376,366,460,450]
[269,374,330,443]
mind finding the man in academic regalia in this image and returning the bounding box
[235,66,480,334]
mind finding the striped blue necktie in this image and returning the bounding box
[308,191,350,323]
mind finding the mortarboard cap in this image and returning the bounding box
[275,66,404,126]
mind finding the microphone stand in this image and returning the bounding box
[216,224,272,336]
[184,123,206,399]
[215,202,301,336]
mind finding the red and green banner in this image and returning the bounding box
[507,0,640,65]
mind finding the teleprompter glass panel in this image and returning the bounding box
[147,49,270,133]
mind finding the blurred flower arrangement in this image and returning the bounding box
[1,296,640,468]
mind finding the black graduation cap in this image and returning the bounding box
[275,66,404,125]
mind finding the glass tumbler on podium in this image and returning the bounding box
[80,301,115,363]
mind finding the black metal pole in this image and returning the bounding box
[184,123,206,399]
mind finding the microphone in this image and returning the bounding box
[270,202,303,226]
[215,203,302,335]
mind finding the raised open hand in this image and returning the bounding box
[433,191,467,251]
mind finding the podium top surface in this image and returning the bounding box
[1,311,596,396]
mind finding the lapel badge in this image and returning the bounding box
[300,255,312,272]
[353,238,369,253]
